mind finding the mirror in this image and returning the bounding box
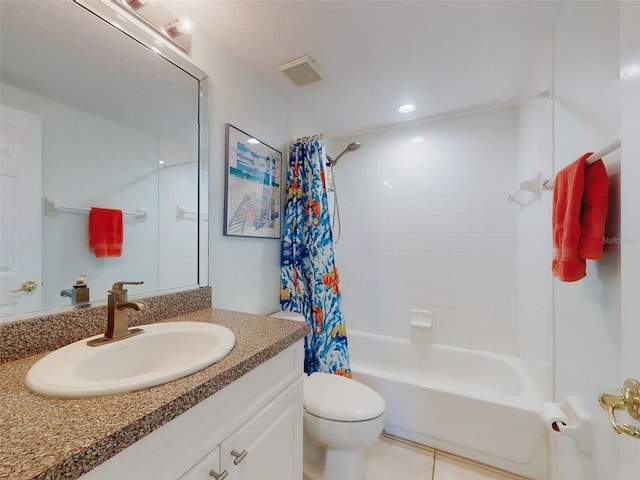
[0,0,208,321]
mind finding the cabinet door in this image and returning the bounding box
[180,446,227,480]
[221,377,302,480]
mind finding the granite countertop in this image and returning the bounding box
[0,308,310,480]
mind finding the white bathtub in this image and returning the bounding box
[348,330,548,480]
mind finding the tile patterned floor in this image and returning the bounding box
[365,433,529,480]
[304,432,530,480]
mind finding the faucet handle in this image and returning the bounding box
[111,281,144,292]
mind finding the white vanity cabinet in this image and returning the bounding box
[220,383,300,480]
[182,447,222,479]
[79,341,303,480]
[183,378,300,480]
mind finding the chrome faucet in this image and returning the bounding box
[87,281,148,347]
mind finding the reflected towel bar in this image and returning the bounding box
[177,205,196,219]
[44,198,147,220]
[542,139,621,189]
[177,205,208,221]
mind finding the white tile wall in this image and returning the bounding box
[333,108,519,354]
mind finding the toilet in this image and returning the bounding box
[270,311,386,480]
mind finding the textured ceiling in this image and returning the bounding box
[170,0,565,138]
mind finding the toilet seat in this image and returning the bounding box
[304,372,385,422]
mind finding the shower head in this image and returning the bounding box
[328,141,361,166]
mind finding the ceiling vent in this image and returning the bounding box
[277,55,325,87]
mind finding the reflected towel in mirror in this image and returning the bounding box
[89,208,123,257]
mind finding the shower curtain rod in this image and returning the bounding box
[542,139,621,189]
[292,133,323,144]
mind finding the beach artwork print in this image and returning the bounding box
[224,124,282,238]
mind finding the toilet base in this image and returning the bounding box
[304,447,366,480]
[303,430,367,480]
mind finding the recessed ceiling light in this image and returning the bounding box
[412,135,425,143]
[398,104,416,114]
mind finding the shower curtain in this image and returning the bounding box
[280,138,351,376]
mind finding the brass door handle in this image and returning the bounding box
[10,281,37,293]
[599,378,640,438]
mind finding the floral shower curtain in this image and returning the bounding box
[280,138,351,376]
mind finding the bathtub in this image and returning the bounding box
[348,330,548,480]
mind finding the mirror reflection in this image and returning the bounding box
[0,0,207,320]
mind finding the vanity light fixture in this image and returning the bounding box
[114,0,193,54]
[165,17,193,38]
[126,0,152,9]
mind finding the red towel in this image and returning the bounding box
[89,208,123,258]
[579,159,608,259]
[552,154,589,282]
[552,153,609,282]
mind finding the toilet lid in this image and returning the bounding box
[303,372,385,421]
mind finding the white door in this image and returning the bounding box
[551,3,640,478]
[0,104,42,317]
[619,2,640,475]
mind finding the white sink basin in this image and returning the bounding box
[25,322,235,398]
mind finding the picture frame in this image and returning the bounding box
[223,124,282,238]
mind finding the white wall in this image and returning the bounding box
[288,105,325,144]
[184,22,291,315]
[552,2,621,479]
[333,108,520,354]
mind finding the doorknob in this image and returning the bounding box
[10,281,37,293]
[599,378,640,438]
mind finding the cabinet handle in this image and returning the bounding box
[230,449,248,465]
[209,469,229,480]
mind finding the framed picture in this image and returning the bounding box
[224,124,282,238]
